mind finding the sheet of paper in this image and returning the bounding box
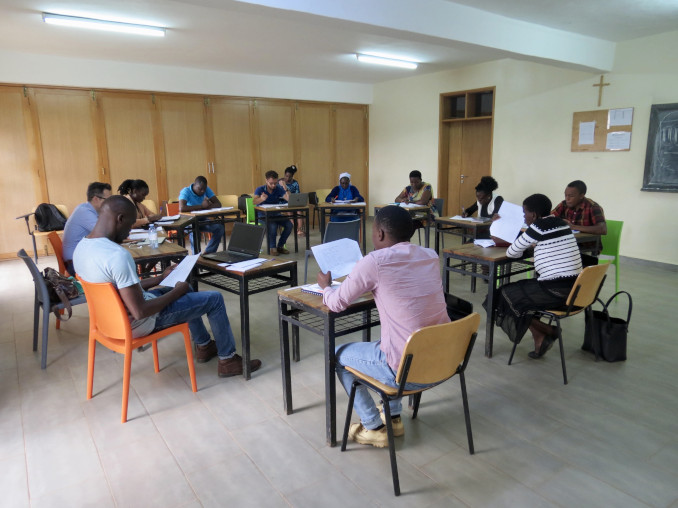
[258,203,284,208]
[398,202,421,209]
[450,215,488,223]
[606,131,631,150]
[191,206,234,214]
[489,201,524,243]
[608,108,633,127]
[130,228,147,234]
[134,237,166,246]
[159,254,200,287]
[474,239,496,248]
[128,232,148,240]
[300,281,341,295]
[311,238,363,279]
[578,121,595,145]
[220,257,268,272]
[160,214,180,221]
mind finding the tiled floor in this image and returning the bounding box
[2,223,677,507]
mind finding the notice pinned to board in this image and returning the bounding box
[572,107,633,152]
[578,121,596,145]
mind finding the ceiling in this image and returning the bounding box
[1,0,677,84]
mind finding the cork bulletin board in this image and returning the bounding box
[571,108,633,152]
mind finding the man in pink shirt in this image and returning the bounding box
[317,205,449,448]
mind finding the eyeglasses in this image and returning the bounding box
[93,194,107,200]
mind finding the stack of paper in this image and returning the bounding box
[474,239,496,248]
[300,281,341,296]
[192,206,234,214]
[218,257,268,272]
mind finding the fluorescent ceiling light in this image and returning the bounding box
[356,54,418,70]
[42,12,166,37]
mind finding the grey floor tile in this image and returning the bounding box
[29,473,115,508]
[0,454,29,508]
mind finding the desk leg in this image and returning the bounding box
[290,264,299,361]
[425,216,431,248]
[319,209,327,242]
[279,300,293,415]
[361,210,366,254]
[240,278,252,380]
[435,223,440,254]
[485,261,497,358]
[444,254,451,293]
[292,211,299,253]
[305,210,310,252]
[325,314,337,447]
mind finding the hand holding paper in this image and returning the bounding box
[311,238,362,279]
[489,201,524,243]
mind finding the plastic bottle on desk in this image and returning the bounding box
[148,223,158,249]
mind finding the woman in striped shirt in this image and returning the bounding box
[495,194,582,359]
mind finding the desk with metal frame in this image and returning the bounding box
[254,205,310,253]
[374,204,432,248]
[123,240,188,277]
[157,215,196,249]
[316,202,367,253]
[278,288,380,447]
[434,216,492,253]
[194,257,297,379]
[185,208,242,253]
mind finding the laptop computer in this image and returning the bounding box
[202,222,265,263]
[287,192,309,207]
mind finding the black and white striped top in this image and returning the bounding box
[506,216,582,281]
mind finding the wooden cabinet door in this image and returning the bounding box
[97,92,162,204]
[32,89,100,215]
[0,87,43,257]
[158,97,210,201]
[334,105,369,202]
[253,100,295,186]
[209,98,255,195]
[296,103,332,194]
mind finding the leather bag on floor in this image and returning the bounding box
[582,291,632,362]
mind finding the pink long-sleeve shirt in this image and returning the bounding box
[322,242,450,370]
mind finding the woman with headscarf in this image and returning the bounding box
[325,172,364,222]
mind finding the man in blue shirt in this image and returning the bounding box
[178,176,224,254]
[62,182,112,275]
[254,170,292,255]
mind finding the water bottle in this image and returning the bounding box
[148,223,158,249]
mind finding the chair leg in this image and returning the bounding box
[56,308,62,330]
[32,234,38,263]
[411,392,422,419]
[121,349,133,423]
[556,324,568,385]
[152,340,160,373]
[183,331,198,392]
[33,298,40,352]
[459,372,475,454]
[341,382,358,451]
[86,338,96,400]
[382,400,401,496]
[40,303,50,369]
[508,340,519,365]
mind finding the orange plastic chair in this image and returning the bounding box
[78,278,198,423]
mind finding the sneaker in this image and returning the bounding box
[195,341,218,363]
[277,246,290,254]
[269,248,279,256]
[379,409,405,437]
[348,423,389,448]
[218,354,262,378]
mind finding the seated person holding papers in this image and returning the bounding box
[493,194,582,359]
[325,172,364,222]
[462,176,503,220]
[62,181,112,275]
[317,205,449,447]
[74,196,261,378]
[179,175,225,255]
[254,170,292,255]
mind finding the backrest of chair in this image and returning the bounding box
[601,220,623,258]
[246,197,255,223]
[166,202,180,215]
[567,264,610,309]
[142,199,158,214]
[77,278,134,341]
[316,188,333,202]
[396,313,481,385]
[434,198,444,216]
[47,231,67,275]
[308,191,318,206]
[54,204,70,219]
[324,219,361,243]
[18,249,51,304]
[218,194,239,208]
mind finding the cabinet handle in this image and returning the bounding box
[211,162,215,173]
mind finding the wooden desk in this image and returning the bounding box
[157,215,196,249]
[123,240,188,277]
[316,202,367,253]
[374,203,432,248]
[278,287,380,446]
[434,216,492,253]
[254,205,310,253]
[185,208,242,253]
[194,256,297,379]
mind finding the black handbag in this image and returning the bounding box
[43,267,82,321]
[445,293,473,321]
[582,291,632,362]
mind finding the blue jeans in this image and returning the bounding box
[260,214,292,250]
[335,341,430,430]
[190,222,224,254]
[149,287,236,359]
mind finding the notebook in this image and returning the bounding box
[201,222,265,263]
[287,192,309,207]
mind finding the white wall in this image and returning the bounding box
[0,49,372,104]
[370,31,678,265]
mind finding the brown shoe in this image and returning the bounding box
[195,341,218,363]
[277,246,290,254]
[218,354,262,377]
[269,248,278,255]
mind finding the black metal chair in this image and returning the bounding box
[341,313,481,496]
[18,249,87,369]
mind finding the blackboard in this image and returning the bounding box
[642,103,678,192]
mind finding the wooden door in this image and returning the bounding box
[253,100,295,187]
[31,89,100,215]
[209,98,255,195]
[97,92,162,204]
[334,105,369,203]
[0,87,43,257]
[296,103,332,194]
[158,97,210,201]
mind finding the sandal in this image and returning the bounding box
[528,335,555,359]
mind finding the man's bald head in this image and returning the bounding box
[92,195,137,244]
[100,194,136,217]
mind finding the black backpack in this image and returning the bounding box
[34,203,67,232]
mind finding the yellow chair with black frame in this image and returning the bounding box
[16,204,69,263]
[341,313,481,496]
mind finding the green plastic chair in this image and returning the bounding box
[598,220,623,293]
[245,197,256,224]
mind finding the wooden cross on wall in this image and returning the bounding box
[593,75,610,107]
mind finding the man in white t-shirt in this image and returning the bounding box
[74,195,261,378]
